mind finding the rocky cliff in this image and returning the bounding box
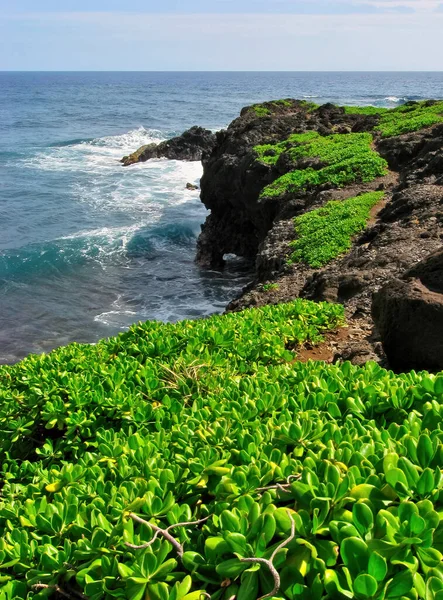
[196,99,443,370]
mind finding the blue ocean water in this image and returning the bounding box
[1,71,443,363]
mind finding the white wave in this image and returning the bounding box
[17,126,204,233]
[303,95,319,99]
[384,96,406,103]
[59,223,141,243]
[88,126,165,150]
[70,158,203,216]
[20,127,166,173]
[94,309,138,327]
[55,224,144,263]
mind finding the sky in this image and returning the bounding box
[1,1,443,71]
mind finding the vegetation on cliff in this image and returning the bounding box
[289,191,384,268]
[259,132,387,198]
[250,100,317,118]
[344,100,443,137]
[254,132,320,166]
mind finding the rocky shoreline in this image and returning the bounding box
[123,99,443,372]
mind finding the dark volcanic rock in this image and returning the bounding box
[377,124,443,186]
[372,249,443,372]
[121,126,216,166]
[196,100,377,268]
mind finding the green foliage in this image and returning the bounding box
[378,101,443,137]
[251,104,271,117]
[344,101,443,137]
[253,99,443,136]
[255,131,320,166]
[289,191,384,268]
[250,100,319,120]
[260,133,387,197]
[0,300,345,598]
[273,99,292,107]
[0,298,443,598]
[262,283,279,292]
[343,106,389,116]
[2,312,443,599]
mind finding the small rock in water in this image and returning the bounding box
[186,182,199,190]
[121,126,216,166]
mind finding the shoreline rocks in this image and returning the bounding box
[121,126,216,166]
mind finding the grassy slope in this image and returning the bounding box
[258,133,388,198]
[344,100,443,137]
[289,191,384,268]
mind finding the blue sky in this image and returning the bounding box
[1,1,442,70]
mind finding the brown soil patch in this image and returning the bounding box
[295,314,384,366]
[368,194,389,226]
[296,326,350,362]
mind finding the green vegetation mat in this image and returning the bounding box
[0,300,345,599]
[254,132,320,166]
[344,100,443,137]
[289,191,384,268]
[1,300,443,600]
[258,132,387,198]
[250,100,318,118]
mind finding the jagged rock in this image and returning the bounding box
[372,249,443,372]
[186,183,199,190]
[121,126,216,166]
[377,124,443,183]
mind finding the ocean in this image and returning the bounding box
[1,71,443,363]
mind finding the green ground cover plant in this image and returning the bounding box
[0,300,345,599]
[344,101,443,137]
[378,101,443,137]
[254,132,320,166]
[259,132,387,198]
[343,106,389,116]
[0,299,443,599]
[262,283,279,292]
[250,100,319,119]
[252,105,271,117]
[289,191,384,268]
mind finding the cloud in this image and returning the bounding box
[436,2,443,10]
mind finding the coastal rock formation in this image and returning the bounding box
[372,249,443,372]
[121,126,216,166]
[195,99,443,369]
[197,100,378,268]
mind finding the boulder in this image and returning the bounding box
[372,249,443,372]
[121,126,216,166]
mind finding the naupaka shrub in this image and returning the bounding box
[0,300,443,600]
